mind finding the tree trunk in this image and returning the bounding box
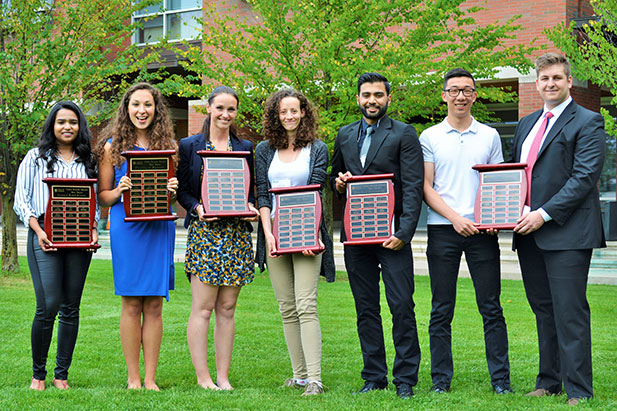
[1,189,19,275]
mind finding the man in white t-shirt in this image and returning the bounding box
[419,68,511,395]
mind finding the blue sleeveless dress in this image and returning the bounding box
[109,144,175,300]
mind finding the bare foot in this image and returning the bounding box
[53,379,70,390]
[198,380,221,391]
[127,379,142,390]
[217,380,234,391]
[144,381,160,391]
[30,378,45,391]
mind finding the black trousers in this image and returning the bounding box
[426,225,510,388]
[343,243,421,387]
[27,228,92,380]
[516,233,593,399]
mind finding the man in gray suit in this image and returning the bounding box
[330,72,424,399]
[511,53,606,406]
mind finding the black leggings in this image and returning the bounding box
[27,228,92,380]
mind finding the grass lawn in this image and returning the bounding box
[1,257,615,410]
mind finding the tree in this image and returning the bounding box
[0,0,160,274]
[164,0,536,234]
[547,0,617,194]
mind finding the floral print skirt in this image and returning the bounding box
[185,218,254,287]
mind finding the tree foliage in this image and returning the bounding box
[161,0,537,238]
[547,0,617,191]
[0,0,160,274]
[166,0,535,142]
[548,0,617,134]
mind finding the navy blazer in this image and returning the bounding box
[177,133,256,228]
[330,115,424,244]
[511,101,606,251]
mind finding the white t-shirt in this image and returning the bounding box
[420,118,503,224]
[268,144,311,217]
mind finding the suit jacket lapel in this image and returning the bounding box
[537,101,576,159]
[193,135,207,195]
[344,122,363,172]
[230,134,242,151]
[363,116,391,171]
[515,111,542,162]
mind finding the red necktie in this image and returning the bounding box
[525,111,554,206]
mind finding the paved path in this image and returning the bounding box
[4,222,617,285]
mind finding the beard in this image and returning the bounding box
[359,102,388,121]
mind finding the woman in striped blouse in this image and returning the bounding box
[13,101,99,391]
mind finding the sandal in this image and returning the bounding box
[30,377,45,391]
[52,378,70,390]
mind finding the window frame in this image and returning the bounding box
[132,0,202,45]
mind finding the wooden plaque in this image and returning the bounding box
[343,173,395,245]
[43,178,100,249]
[121,150,178,222]
[198,150,254,218]
[270,184,324,255]
[472,163,527,230]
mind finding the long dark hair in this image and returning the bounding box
[37,101,96,178]
[94,82,177,167]
[200,86,240,141]
[262,89,318,150]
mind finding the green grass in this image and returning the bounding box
[1,257,616,410]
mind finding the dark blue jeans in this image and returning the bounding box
[27,227,92,380]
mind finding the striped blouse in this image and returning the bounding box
[13,148,100,227]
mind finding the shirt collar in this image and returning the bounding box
[543,96,572,118]
[441,117,478,135]
[361,117,382,133]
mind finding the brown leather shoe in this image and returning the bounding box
[567,398,580,406]
[526,388,552,397]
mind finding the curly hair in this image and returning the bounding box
[37,101,97,178]
[200,86,240,140]
[94,82,177,167]
[261,89,318,150]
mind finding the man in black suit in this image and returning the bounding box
[330,73,424,399]
[511,53,606,406]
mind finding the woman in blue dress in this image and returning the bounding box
[177,86,258,390]
[96,83,178,390]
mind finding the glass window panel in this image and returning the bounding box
[168,0,201,11]
[135,15,164,43]
[167,10,201,40]
[134,0,163,16]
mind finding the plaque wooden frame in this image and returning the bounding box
[270,184,324,256]
[472,162,528,230]
[343,173,395,245]
[121,150,178,222]
[43,177,100,249]
[197,150,255,218]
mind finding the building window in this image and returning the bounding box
[134,0,202,44]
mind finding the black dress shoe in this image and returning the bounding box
[494,384,514,394]
[396,383,414,399]
[356,381,385,394]
[431,384,450,393]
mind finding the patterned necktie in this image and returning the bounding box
[525,111,554,206]
[359,126,373,166]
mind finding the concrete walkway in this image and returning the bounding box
[4,222,617,285]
